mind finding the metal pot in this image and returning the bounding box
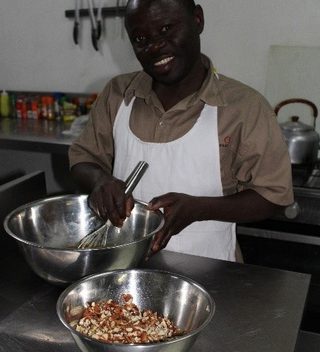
[275,98,319,165]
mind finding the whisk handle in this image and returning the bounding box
[124,161,149,195]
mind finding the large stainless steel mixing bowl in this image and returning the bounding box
[3,195,164,285]
[57,269,215,352]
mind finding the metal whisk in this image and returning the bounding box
[77,161,149,249]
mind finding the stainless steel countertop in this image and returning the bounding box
[0,118,75,154]
[0,238,310,352]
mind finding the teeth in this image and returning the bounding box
[154,56,174,66]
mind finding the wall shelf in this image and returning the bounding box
[65,6,126,19]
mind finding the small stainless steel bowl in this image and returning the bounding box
[57,269,215,352]
[3,195,164,285]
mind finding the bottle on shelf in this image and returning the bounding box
[1,90,10,117]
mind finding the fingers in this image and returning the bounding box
[145,226,176,261]
[87,195,102,218]
[110,197,133,227]
[88,194,126,227]
[108,200,126,227]
[145,233,162,261]
[88,190,135,227]
[111,196,134,226]
[148,193,174,210]
[150,229,172,254]
[126,196,135,217]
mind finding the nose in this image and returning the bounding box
[144,37,166,53]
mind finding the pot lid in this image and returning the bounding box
[281,116,315,132]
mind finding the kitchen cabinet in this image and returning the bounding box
[0,170,46,234]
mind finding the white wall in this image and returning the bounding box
[1,0,319,95]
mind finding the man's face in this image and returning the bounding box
[125,0,204,86]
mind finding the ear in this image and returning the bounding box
[194,5,204,34]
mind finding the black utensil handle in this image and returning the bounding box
[96,21,102,40]
[73,22,79,45]
[91,30,99,51]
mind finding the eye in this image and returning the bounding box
[133,35,146,44]
[160,25,171,33]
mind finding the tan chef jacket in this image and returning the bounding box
[69,55,294,207]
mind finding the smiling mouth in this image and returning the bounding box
[154,56,174,67]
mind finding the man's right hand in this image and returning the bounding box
[70,162,134,227]
[88,174,134,227]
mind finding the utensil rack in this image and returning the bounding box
[65,6,126,19]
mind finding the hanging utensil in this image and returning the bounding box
[73,0,80,45]
[116,0,125,38]
[96,0,103,40]
[116,0,120,16]
[87,0,99,50]
[77,161,149,249]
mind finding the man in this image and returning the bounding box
[69,0,293,262]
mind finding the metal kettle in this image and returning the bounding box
[275,98,319,165]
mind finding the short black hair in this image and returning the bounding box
[126,0,197,16]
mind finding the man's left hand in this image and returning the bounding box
[147,192,197,256]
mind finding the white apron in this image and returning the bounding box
[112,98,236,261]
